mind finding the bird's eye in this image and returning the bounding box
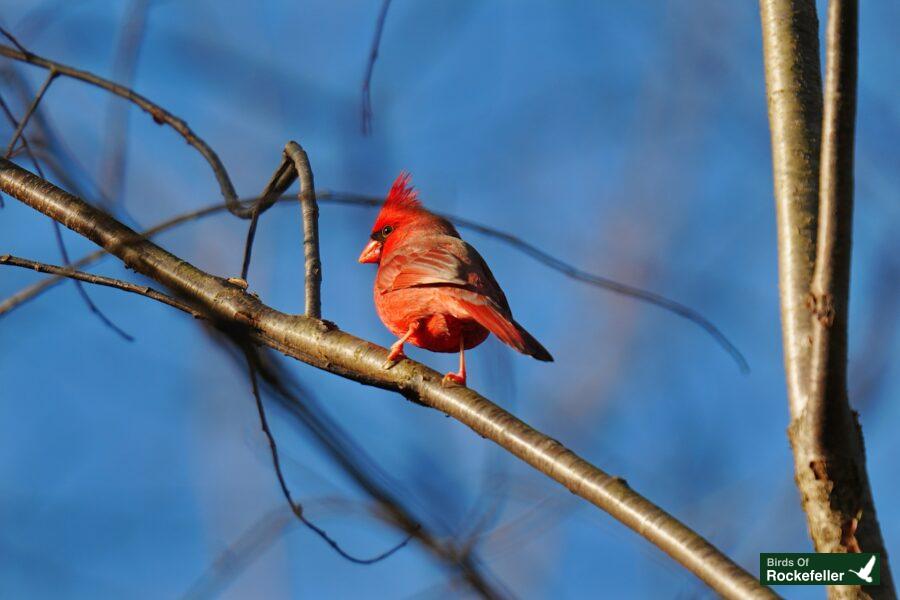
[381,225,394,238]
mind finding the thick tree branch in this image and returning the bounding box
[0,158,774,599]
[758,0,823,418]
[761,2,894,597]
[805,0,892,596]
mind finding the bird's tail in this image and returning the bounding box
[459,300,553,362]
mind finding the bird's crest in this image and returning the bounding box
[384,171,421,210]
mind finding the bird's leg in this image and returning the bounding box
[442,337,467,387]
[384,321,419,368]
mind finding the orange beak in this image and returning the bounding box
[358,239,382,264]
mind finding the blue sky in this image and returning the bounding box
[1,1,898,598]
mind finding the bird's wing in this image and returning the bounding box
[381,235,511,311]
[380,235,553,360]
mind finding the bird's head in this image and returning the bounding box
[358,172,455,264]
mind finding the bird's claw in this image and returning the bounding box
[383,349,405,370]
[441,372,466,388]
[226,277,249,290]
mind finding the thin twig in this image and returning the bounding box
[4,67,55,156]
[0,254,202,318]
[99,0,151,211]
[49,218,135,340]
[361,0,393,136]
[251,353,504,599]
[0,27,245,217]
[0,26,30,56]
[241,152,295,279]
[1,89,133,340]
[0,159,776,599]
[243,349,413,564]
[240,142,321,317]
[182,507,296,600]
[1,67,110,204]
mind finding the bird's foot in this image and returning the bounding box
[226,277,249,290]
[441,372,466,387]
[383,347,405,370]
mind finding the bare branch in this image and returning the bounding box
[251,353,507,598]
[0,158,775,599]
[287,142,321,317]
[808,0,858,452]
[758,0,823,417]
[1,89,133,340]
[99,0,151,210]
[4,67,55,156]
[0,29,244,217]
[241,154,295,279]
[239,142,321,316]
[360,0,393,136]
[243,349,412,564]
[806,0,892,595]
[0,254,202,318]
[761,1,894,596]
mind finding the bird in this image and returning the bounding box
[358,172,552,387]
[848,555,877,583]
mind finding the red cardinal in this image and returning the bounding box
[358,173,552,386]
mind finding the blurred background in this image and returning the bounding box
[1,1,897,598]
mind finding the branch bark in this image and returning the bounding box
[0,254,202,318]
[760,2,894,597]
[0,157,774,599]
[758,0,823,419]
[0,35,243,216]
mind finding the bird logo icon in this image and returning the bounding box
[848,555,877,583]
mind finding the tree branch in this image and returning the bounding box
[4,68,55,157]
[1,87,133,340]
[0,254,202,318]
[287,142,322,318]
[99,0,151,211]
[806,0,892,596]
[761,2,894,597]
[0,158,774,599]
[0,30,245,217]
[758,0,823,419]
[239,142,321,316]
[242,349,412,564]
[360,0,392,136]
